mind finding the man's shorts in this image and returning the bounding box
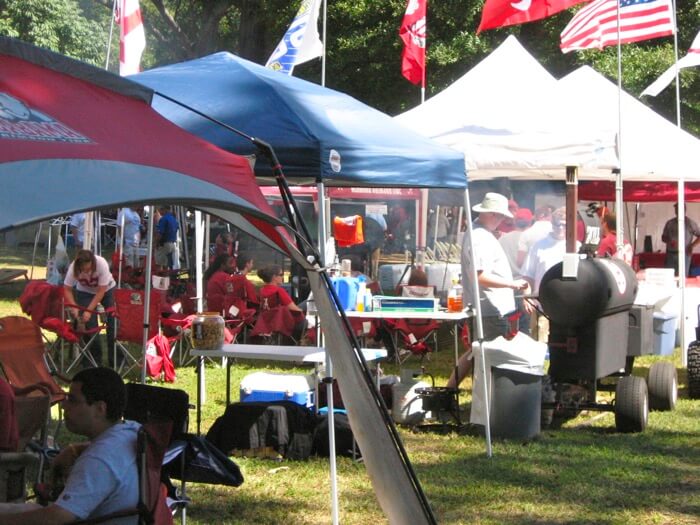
[156,242,175,267]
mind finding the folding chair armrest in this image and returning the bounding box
[11,383,52,398]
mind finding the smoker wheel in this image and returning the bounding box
[615,375,648,433]
[647,361,677,411]
[688,342,700,399]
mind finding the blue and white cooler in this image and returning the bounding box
[239,372,315,409]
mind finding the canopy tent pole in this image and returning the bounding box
[194,211,206,402]
[140,206,156,384]
[463,189,492,457]
[117,211,126,288]
[315,179,340,525]
[31,222,42,281]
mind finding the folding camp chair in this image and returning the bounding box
[0,383,52,502]
[221,274,258,343]
[0,317,66,408]
[384,317,441,365]
[124,383,191,525]
[250,289,305,345]
[19,280,67,371]
[112,289,163,376]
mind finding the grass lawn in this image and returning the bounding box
[1,245,699,524]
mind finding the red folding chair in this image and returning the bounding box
[222,275,259,343]
[384,317,441,364]
[112,289,163,376]
[250,289,305,345]
[19,280,109,373]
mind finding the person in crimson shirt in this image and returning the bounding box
[597,212,618,258]
[257,265,303,314]
[233,253,259,310]
[257,264,305,341]
[204,254,236,315]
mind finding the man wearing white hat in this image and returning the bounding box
[447,192,529,388]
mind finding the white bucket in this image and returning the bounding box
[391,380,429,425]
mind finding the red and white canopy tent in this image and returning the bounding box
[0,37,436,524]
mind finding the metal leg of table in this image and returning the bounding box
[196,355,202,435]
[226,359,231,407]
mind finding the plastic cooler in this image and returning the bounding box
[653,312,677,356]
[378,264,408,294]
[240,372,315,408]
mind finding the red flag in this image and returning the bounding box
[560,0,674,53]
[116,0,146,76]
[478,0,584,33]
[400,0,426,86]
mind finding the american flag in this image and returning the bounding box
[560,0,674,53]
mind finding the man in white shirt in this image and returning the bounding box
[521,207,579,341]
[516,205,553,268]
[69,212,85,250]
[116,207,143,268]
[447,193,529,388]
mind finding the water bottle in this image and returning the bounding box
[364,288,373,312]
[356,282,366,312]
[96,304,106,323]
[447,280,463,312]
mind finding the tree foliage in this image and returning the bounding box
[0,0,697,135]
[0,0,107,64]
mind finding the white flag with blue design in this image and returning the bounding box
[266,0,323,74]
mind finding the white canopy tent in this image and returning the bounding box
[396,35,700,366]
[394,36,619,179]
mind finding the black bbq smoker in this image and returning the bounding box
[539,255,648,432]
[535,179,673,433]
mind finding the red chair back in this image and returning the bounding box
[114,289,162,343]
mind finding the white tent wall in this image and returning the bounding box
[557,67,700,181]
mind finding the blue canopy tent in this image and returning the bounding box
[131,52,466,189]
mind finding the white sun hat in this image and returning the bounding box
[472,192,513,218]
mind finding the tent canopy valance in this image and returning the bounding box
[131,52,466,189]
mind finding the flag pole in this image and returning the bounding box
[321,0,327,87]
[421,2,426,104]
[104,0,118,70]
[669,1,687,367]
[614,0,624,252]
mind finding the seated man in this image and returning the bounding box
[0,367,140,524]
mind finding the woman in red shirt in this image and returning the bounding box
[257,265,305,342]
[257,265,303,314]
[205,254,236,315]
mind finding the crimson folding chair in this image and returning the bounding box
[250,289,305,345]
[222,274,258,343]
[112,289,163,376]
[384,317,441,365]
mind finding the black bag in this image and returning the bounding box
[206,401,317,460]
[164,434,243,487]
[312,413,360,459]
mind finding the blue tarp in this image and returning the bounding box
[132,52,466,189]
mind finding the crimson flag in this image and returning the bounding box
[400,0,426,86]
[560,0,674,53]
[478,0,584,33]
[117,0,146,76]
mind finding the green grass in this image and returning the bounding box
[2,245,699,524]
